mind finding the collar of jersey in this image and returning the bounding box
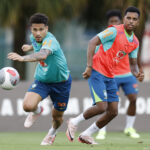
[124,29,133,38]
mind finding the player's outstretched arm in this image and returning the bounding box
[22,44,33,52]
[83,36,101,79]
[129,58,144,82]
[8,49,51,62]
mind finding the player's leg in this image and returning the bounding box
[78,102,118,145]
[41,108,64,145]
[96,77,121,140]
[23,92,44,128]
[124,94,140,138]
[23,92,42,112]
[23,80,49,128]
[79,101,118,144]
[82,102,107,141]
[66,70,107,142]
[78,76,119,144]
[96,125,107,140]
[41,75,72,145]
[122,76,139,138]
[96,101,118,128]
[66,101,107,142]
[126,93,137,116]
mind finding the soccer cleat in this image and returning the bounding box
[40,134,56,145]
[24,106,43,128]
[96,131,106,140]
[124,127,140,138]
[66,119,77,142]
[78,134,98,145]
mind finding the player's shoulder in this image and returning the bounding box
[42,32,60,49]
[45,32,54,39]
[106,26,117,32]
[97,26,117,41]
[100,26,117,35]
[111,24,125,33]
[112,24,123,29]
[43,32,57,41]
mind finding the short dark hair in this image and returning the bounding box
[124,6,140,17]
[29,13,48,25]
[106,9,122,21]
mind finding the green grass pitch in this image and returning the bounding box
[0,132,150,150]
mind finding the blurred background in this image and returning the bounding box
[0,0,150,133]
[0,0,150,81]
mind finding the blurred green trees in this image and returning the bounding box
[0,0,149,80]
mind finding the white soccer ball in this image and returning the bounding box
[0,67,20,90]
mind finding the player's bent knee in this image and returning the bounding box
[107,110,118,118]
[130,98,137,103]
[23,103,36,112]
[128,94,137,102]
[97,107,106,114]
[129,100,136,105]
[112,111,118,117]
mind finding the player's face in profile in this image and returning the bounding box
[108,16,121,26]
[123,12,139,31]
[31,24,48,43]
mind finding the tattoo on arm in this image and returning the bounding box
[23,49,51,62]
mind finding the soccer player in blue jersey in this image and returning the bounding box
[96,9,144,140]
[8,13,72,145]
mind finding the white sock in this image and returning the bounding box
[71,113,85,126]
[125,115,136,129]
[33,106,42,114]
[99,126,107,132]
[48,127,57,136]
[81,122,99,136]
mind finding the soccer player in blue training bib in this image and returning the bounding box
[96,9,144,140]
[8,13,72,145]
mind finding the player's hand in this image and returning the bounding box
[136,71,144,82]
[8,52,24,62]
[82,66,92,79]
[22,44,33,52]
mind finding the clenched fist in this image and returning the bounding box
[22,44,33,52]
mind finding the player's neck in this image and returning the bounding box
[124,29,133,36]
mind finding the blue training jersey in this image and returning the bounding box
[30,32,70,83]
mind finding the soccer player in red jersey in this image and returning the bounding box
[96,9,144,140]
[66,6,144,144]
